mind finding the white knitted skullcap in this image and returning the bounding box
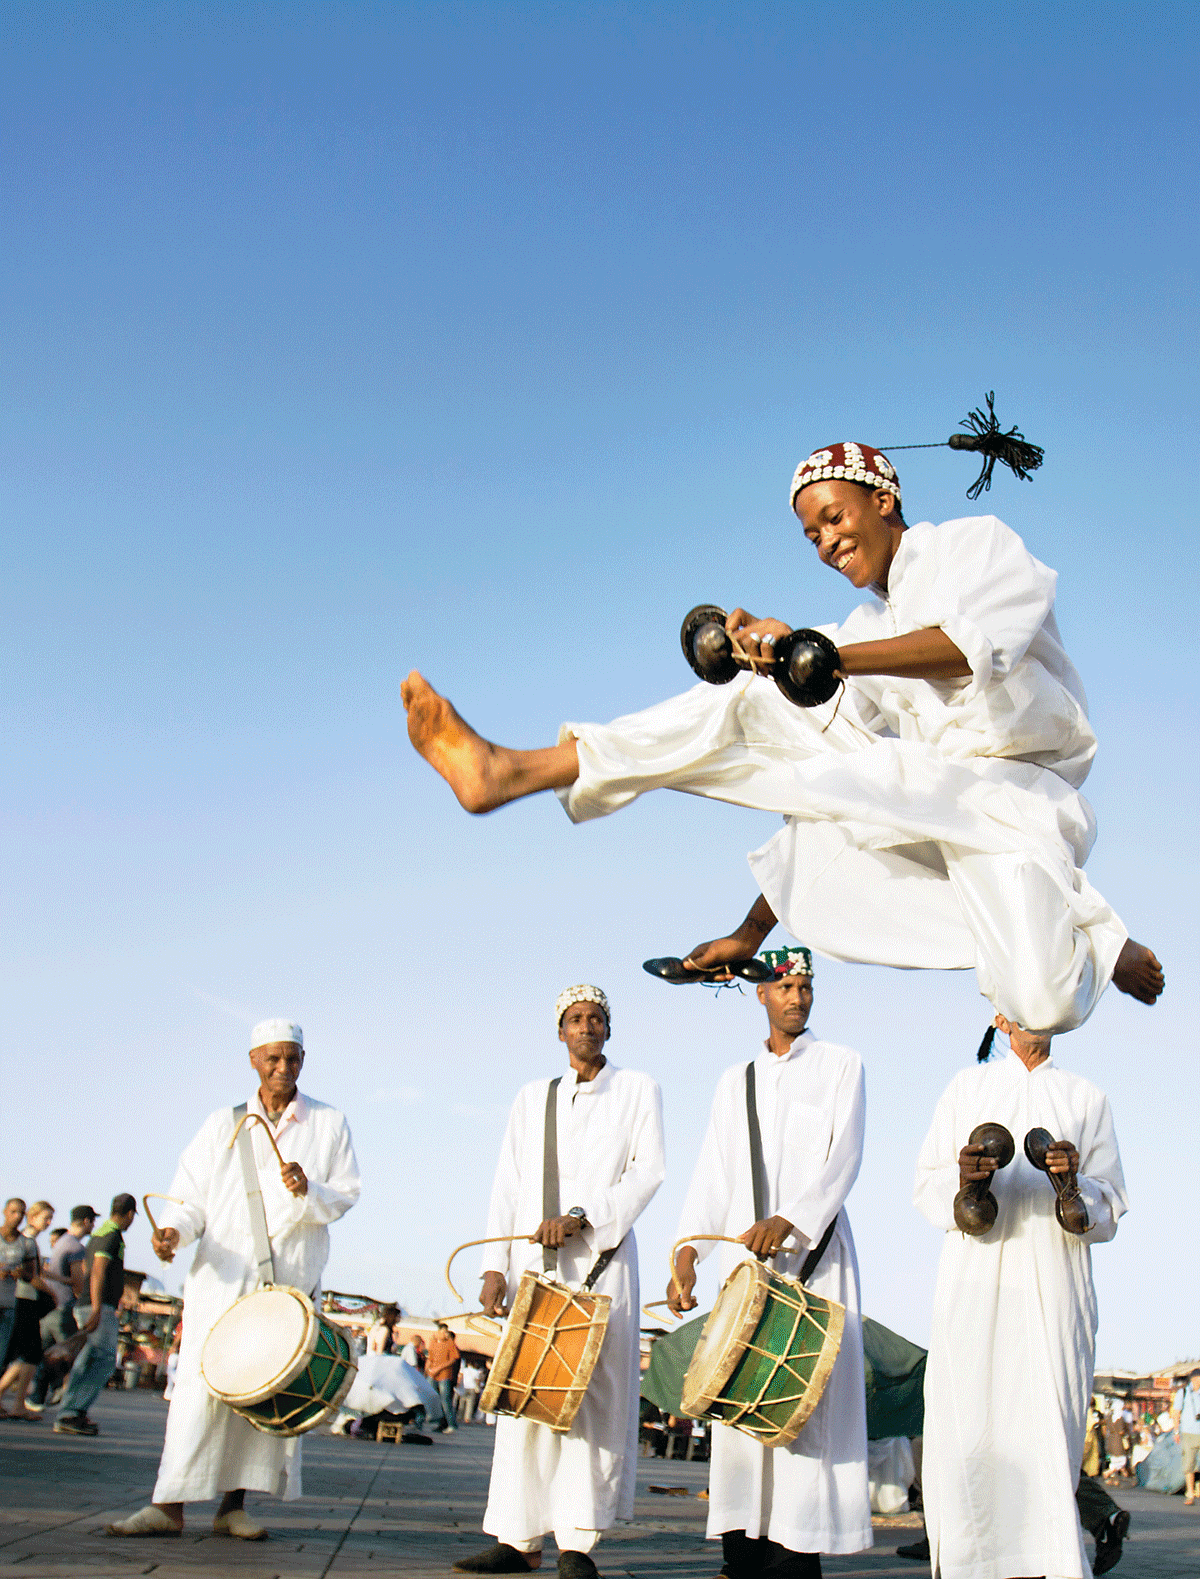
[250,1018,304,1050]
[554,985,611,1029]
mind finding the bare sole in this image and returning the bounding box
[1112,939,1164,1005]
[400,671,505,814]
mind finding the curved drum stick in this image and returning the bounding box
[443,1233,540,1306]
[142,1194,186,1236]
[667,1233,772,1303]
[227,1111,289,1171]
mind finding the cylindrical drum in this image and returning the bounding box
[200,1285,357,1437]
[681,1259,844,1447]
[479,1271,610,1432]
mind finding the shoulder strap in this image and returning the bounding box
[233,1103,275,1287]
[798,1215,839,1284]
[745,1064,838,1284]
[745,1063,766,1223]
[542,1078,562,1274]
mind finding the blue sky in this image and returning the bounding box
[3,2,1196,1367]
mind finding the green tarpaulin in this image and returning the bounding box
[642,1312,926,1441]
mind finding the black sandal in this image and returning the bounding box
[643,956,771,985]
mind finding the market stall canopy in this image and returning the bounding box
[642,1312,926,1441]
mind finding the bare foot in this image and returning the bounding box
[1112,940,1164,1004]
[400,672,509,814]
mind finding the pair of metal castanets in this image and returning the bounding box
[953,1122,1089,1236]
[680,605,842,709]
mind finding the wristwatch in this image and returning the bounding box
[567,1206,588,1225]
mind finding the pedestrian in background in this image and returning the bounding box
[54,1193,137,1436]
[28,1206,95,1411]
[0,1200,54,1419]
[427,1321,460,1434]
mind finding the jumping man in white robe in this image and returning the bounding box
[105,1019,361,1541]
[669,946,871,1579]
[915,1016,1127,1579]
[454,985,664,1579]
[401,441,1162,1036]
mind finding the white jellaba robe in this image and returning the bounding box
[557,516,1127,1034]
[914,1050,1126,1579]
[480,1062,664,1550]
[677,1033,872,1555]
[154,1090,361,1502]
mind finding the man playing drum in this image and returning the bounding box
[914,1017,1128,1579]
[454,985,664,1579]
[669,947,871,1579]
[402,442,1162,1038]
[105,1019,361,1541]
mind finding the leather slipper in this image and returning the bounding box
[452,1544,539,1573]
[643,957,771,985]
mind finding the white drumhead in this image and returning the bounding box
[202,1287,316,1405]
[702,1260,758,1357]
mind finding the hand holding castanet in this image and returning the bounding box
[1024,1128,1089,1234]
[953,1123,1015,1235]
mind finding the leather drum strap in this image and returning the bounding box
[744,1063,837,1284]
[542,1077,562,1274]
[745,1062,767,1224]
[232,1103,276,1287]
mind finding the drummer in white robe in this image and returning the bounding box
[106,1019,361,1541]
[914,1017,1127,1579]
[401,441,1163,1035]
[669,946,871,1579]
[454,985,664,1579]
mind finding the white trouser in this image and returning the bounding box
[502,1527,600,1555]
[558,678,1127,1033]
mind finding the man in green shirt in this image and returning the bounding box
[53,1193,137,1437]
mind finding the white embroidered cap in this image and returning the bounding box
[554,985,611,1029]
[250,1018,304,1050]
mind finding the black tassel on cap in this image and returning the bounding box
[976,1025,996,1063]
[885,392,1045,499]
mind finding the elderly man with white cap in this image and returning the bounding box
[454,986,664,1579]
[105,1018,360,1542]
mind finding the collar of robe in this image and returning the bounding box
[758,1029,814,1065]
[567,1059,615,1097]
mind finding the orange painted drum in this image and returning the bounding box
[479,1272,610,1432]
[681,1259,844,1448]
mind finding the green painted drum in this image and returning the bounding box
[680,1258,844,1447]
[201,1285,357,1437]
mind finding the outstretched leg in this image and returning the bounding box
[1111,940,1164,1004]
[401,672,578,814]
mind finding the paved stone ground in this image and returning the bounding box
[0,1393,1194,1577]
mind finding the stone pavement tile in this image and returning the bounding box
[4,1393,1199,1578]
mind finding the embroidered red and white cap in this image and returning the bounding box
[789,442,902,510]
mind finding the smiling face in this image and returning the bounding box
[794,479,905,590]
[756,974,813,1046]
[249,1039,305,1108]
[558,999,610,1078]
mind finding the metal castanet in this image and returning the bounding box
[1024,1127,1090,1235]
[679,605,843,710]
[953,1122,1015,1235]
